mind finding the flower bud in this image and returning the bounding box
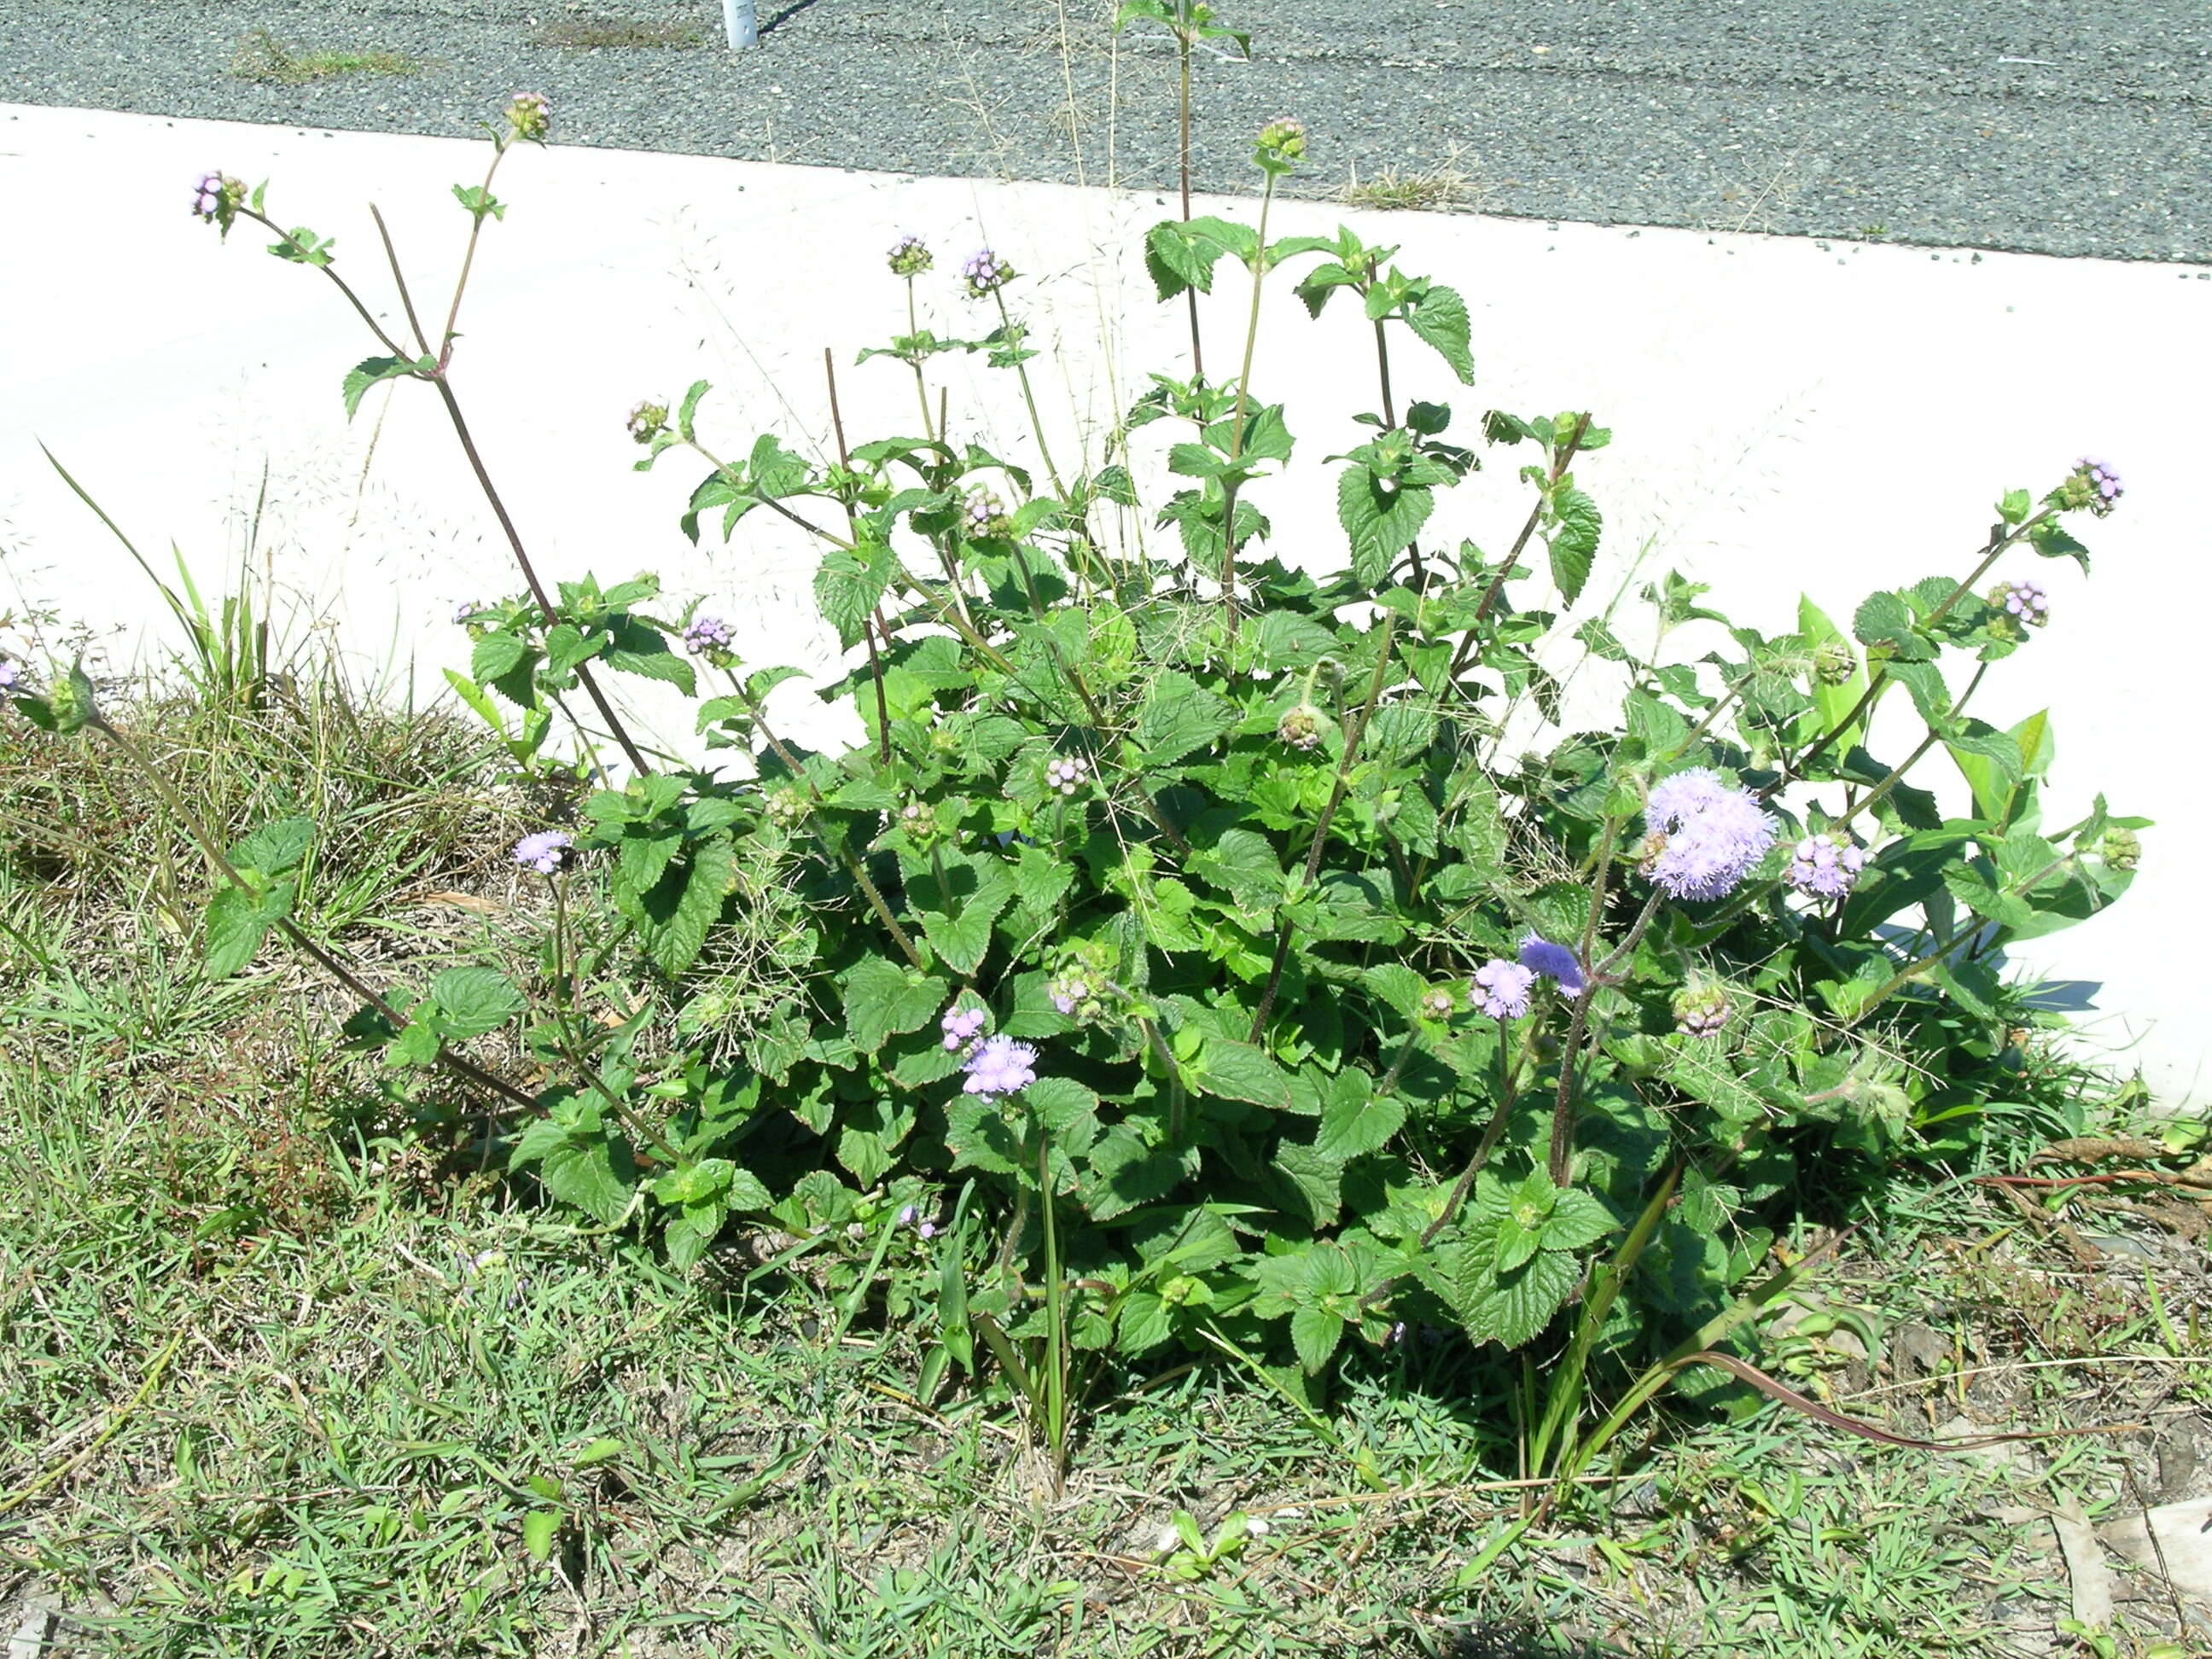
[1045,754,1091,797]
[1277,703,1325,751]
[963,489,1012,541]
[504,92,551,143]
[1419,987,1457,1022]
[1812,638,1857,687]
[627,399,668,445]
[1255,118,1307,165]
[764,788,812,830]
[888,234,933,277]
[2098,826,2141,871]
[1671,983,1732,1039]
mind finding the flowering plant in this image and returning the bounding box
[32,98,2145,1466]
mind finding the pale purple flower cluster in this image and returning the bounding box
[1468,959,1536,1020]
[512,829,572,874]
[2077,456,2122,515]
[961,248,1012,298]
[1785,831,1868,900]
[684,615,736,656]
[189,171,234,222]
[454,601,484,626]
[504,91,551,142]
[0,661,19,693]
[1050,975,1092,1016]
[1642,768,1778,903]
[1518,934,1587,997]
[1993,578,2050,627]
[895,1202,938,1238]
[964,490,1010,539]
[1419,987,1458,1021]
[888,235,933,277]
[626,399,667,445]
[940,1004,987,1051]
[1045,754,1091,795]
[962,1034,1038,1099]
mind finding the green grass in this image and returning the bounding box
[2,674,2205,1656]
[528,17,707,50]
[230,30,423,85]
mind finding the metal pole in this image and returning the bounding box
[723,0,758,48]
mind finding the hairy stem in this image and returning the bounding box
[1214,170,1279,642]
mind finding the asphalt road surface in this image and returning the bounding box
[4,0,2205,259]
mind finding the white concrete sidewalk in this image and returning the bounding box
[2,102,2204,1105]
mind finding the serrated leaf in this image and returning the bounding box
[538,1134,636,1226]
[841,960,950,1054]
[1547,486,1600,607]
[1400,283,1475,384]
[1190,1038,1294,1110]
[1289,1304,1348,1374]
[814,539,895,649]
[428,967,526,1039]
[231,816,314,876]
[1315,1074,1406,1161]
[341,355,414,420]
[1136,670,1236,768]
[203,881,292,978]
[1337,463,1434,587]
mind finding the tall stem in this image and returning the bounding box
[906,277,937,441]
[1215,172,1278,641]
[1452,415,1592,679]
[1178,27,1203,378]
[437,145,512,364]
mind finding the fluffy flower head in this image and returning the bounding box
[1518,934,1587,997]
[961,248,1012,298]
[504,92,551,143]
[1641,767,1778,902]
[888,234,933,277]
[962,1034,1039,1098]
[684,614,737,659]
[1469,959,1536,1020]
[512,829,572,875]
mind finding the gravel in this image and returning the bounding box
[6,0,2206,261]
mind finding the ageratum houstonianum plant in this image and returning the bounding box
[15,90,2147,1481]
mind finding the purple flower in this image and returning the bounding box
[0,661,19,694]
[961,248,1013,298]
[684,614,736,657]
[1993,578,2050,627]
[454,601,484,626]
[1518,934,1587,997]
[898,1204,917,1226]
[1049,975,1091,1016]
[917,1220,938,1239]
[190,171,227,220]
[512,830,572,875]
[962,1034,1039,1099]
[888,235,933,277]
[940,1004,987,1051]
[1469,958,1536,1019]
[1786,831,1868,900]
[1045,754,1090,796]
[1641,767,1778,903]
[2078,456,2123,515]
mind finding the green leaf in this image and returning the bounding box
[1136,671,1236,768]
[1316,1073,1406,1161]
[1438,1240,1578,1348]
[232,816,314,876]
[1547,486,1600,608]
[1400,283,1475,384]
[341,355,414,419]
[428,967,526,1039]
[1190,1038,1294,1111]
[1337,463,1434,587]
[522,1509,561,1562]
[841,960,950,1054]
[538,1134,636,1226]
[1289,1305,1348,1374]
[814,539,895,649]
[633,834,734,976]
[202,881,293,978]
